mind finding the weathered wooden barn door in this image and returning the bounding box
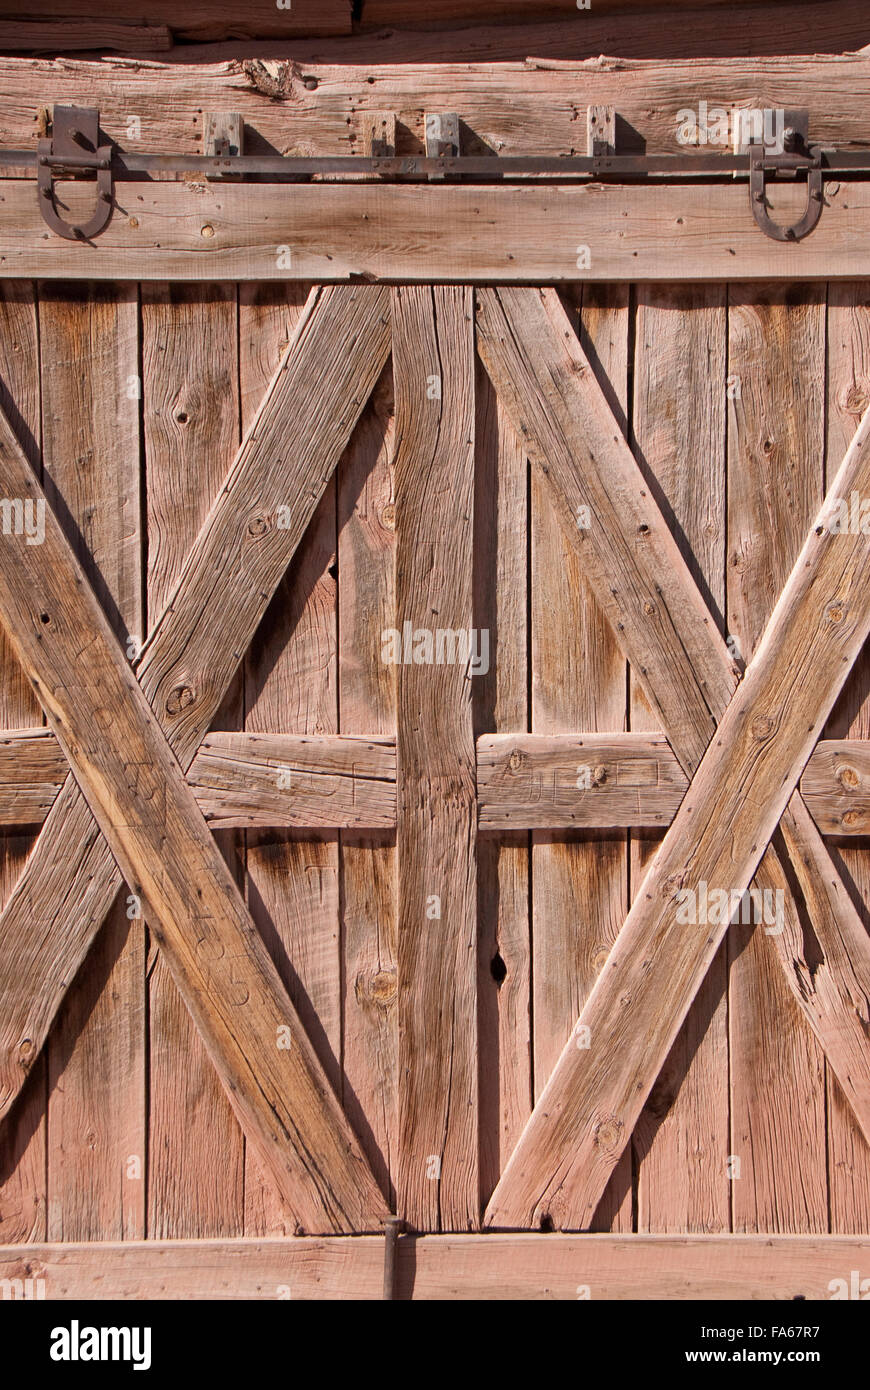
[1,275,870,1297]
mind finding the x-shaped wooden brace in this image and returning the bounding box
[477,287,870,1230]
[0,284,392,1235]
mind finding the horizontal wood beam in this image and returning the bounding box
[4,2,351,43]
[0,726,66,824]
[0,21,172,53]
[799,738,870,836]
[2,54,870,155]
[478,733,687,829]
[192,3,870,63]
[1,1234,867,1300]
[2,181,870,282]
[1,726,869,834]
[189,732,396,829]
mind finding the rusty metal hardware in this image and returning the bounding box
[37,105,113,241]
[744,113,825,242]
[749,147,825,242]
[13,101,870,243]
[382,1216,404,1300]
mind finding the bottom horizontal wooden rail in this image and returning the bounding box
[1,1235,868,1301]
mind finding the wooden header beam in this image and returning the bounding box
[1,1234,868,1301]
[1,54,869,156]
[2,181,870,281]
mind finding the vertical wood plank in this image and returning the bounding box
[338,362,398,1206]
[475,354,530,1211]
[824,282,870,1233]
[531,285,631,1231]
[726,285,828,1233]
[630,284,730,1235]
[142,282,244,1238]
[0,282,45,1244]
[239,282,344,1236]
[40,283,145,1243]
[394,284,477,1232]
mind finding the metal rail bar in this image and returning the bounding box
[6,147,870,181]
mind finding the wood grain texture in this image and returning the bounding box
[824,283,870,1236]
[2,1233,868,1301]
[477,287,735,778]
[8,182,870,283]
[5,724,870,836]
[478,731,688,829]
[801,740,870,835]
[142,282,244,1240]
[478,288,870,1180]
[480,296,870,1173]
[481,288,870,1230]
[0,727,396,830]
[629,285,729,1236]
[18,0,351,41]
[139,285,390,766]
[576,283,631,1244]
[239,280,341,1237]
[337,361,398,1208]
[0,20,172,52]
[0,281,44,1245]
[5,54,870,156]
[474,352,530,1211]
[0,400,387,1237]
[221,2,870,62]
[190,733,396,829]
[39,283,145,1244]
[0,727,65,823]
[393,285,477,1232]
[726,287,827,1235]
[530,285,630,1232]
[362,0,586,25]
[0,284,389,1127]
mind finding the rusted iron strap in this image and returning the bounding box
[382,1217,404,1301]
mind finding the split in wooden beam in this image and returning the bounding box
[0,397,388,1237]
[2,1233,869,1301]
[0,284,391,1140]
[477,286,870,1227]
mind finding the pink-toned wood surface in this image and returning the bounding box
[142,283,244,1238]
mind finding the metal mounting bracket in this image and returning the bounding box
[37,105,113,242]
[382,1216,404,1300]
